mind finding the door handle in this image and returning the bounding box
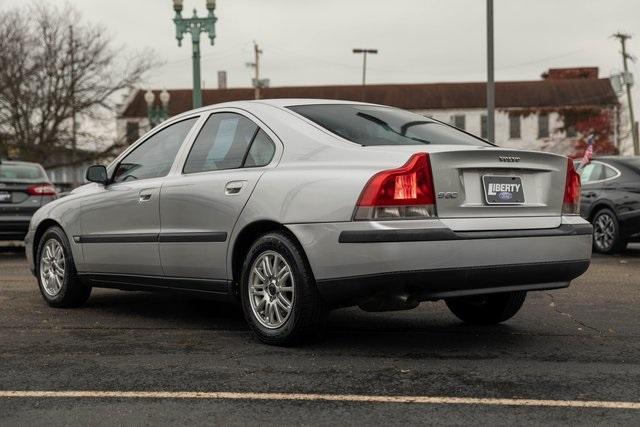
[138,190,153,203]
[225,181,246,195]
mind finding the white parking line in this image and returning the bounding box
[0,391,639,410]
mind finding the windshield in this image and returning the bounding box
[0,163,48,182]
[288,104,489,147]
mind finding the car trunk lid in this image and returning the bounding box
[428,148,567,221]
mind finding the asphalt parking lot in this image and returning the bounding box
[0,243,639,425]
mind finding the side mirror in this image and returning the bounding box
[85,165,108,185]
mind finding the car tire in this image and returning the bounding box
[240,231,327,346]
[36,226,91,308]
[445,291,526,325]
[592,208,626,254]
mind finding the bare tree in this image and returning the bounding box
[0,2,157,165]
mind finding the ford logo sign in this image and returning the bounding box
[498,191,513,200]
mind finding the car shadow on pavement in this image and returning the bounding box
[83,290,248,331]
[0,245,25,255]
[82,290,530,354]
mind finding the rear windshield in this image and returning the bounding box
[288,104,488,147]
[0,163,47,182]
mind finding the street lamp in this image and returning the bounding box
[145,89,171,129]
[172,0,217,109]
[352,48,378,101]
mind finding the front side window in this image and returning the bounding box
[112,117,197,183]
[289,104,488,147]
[184,113,259,174]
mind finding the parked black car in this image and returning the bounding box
[577,156,640,253]
[0,159,57,241]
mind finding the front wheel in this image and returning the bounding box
[445,291,526,325]
[240,232,326,345]
[36,226,91,308]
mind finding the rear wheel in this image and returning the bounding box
[240,232,326,345]
[592,208,626,254]
[36,226,91,308]
[445,291,526,325]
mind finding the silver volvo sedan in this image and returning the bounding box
[25,99,592,345]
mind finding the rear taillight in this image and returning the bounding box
[27,184,57,197]
[354,153,436,220]
[562,159,581,215]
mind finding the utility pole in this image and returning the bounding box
[613,32,638,155]
[246,42,269,99]
[253,42,262,99]
[352,48,378,101]
[69,25,78,188]
[486,0,495,143]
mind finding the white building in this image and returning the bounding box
[117,67,624,158]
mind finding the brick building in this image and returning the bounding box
[117,67,624,158]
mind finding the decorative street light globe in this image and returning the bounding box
[159,89,171,108]
[173,0,184,13]
[144,89,155,106]
[144,89,170,129]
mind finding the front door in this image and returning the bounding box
[78,117,199,276]
[159,111,278,280]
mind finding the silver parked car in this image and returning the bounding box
[25,100,592,345]
[0,160,57,241]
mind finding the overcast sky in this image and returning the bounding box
[2,0,640,95]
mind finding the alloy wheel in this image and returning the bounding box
[40,239,65,297]
[594,213,616,251]
[248,250,295,329]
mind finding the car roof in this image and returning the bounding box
[254,98,372,107]
[176,98,379,116]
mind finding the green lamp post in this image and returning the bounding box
[172,0,217,109]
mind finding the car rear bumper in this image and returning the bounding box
[286,216,592,307]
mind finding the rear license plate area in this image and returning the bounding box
[482,175,524,204]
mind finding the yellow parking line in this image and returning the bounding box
[0,391,639,409]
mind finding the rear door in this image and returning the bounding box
[78,117,198,275]
[159,110,280,280]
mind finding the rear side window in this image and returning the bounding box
[288,104,488,147]
[579,163,604,183]
[184,113,258,173]
[0,163,47,182]
[245,130,276,167]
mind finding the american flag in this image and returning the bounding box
[580,134,595,166]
